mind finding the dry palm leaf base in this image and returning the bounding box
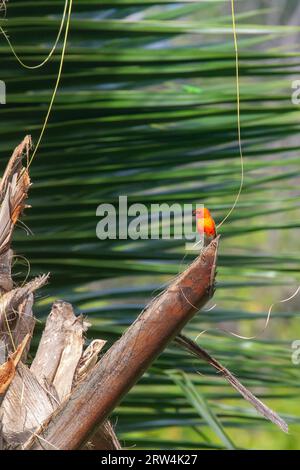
[0,137,287,450]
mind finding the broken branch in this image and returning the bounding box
[24,237,219,450]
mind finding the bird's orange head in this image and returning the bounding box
[193,207,216,239]
[192,207,211,218]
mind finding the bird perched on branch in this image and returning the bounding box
[193,207,216,247]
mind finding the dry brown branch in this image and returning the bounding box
[175,334,288,433]
[23,237,219,450]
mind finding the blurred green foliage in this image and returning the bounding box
[1,0,300,449]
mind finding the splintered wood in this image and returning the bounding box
[24,239,219,450]
[0,135,31,257]
[30,301,89,402]
[0,138,119,450]
[1,301,109,449]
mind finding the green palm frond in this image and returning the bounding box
[1,0,300,449]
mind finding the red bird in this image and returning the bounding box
[193,207,216,246]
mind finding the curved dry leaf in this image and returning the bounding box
[0,357,15,395]
[0,334,30,395]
